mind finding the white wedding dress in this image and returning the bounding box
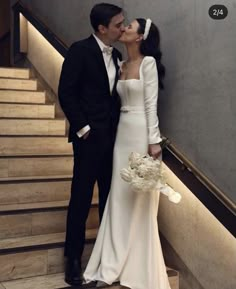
[83,56,171,289]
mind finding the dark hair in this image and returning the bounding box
[136,18,165,89]
[90,3,123,32]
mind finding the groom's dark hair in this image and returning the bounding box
[90,3,123,32]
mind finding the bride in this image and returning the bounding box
[83,18,171,289]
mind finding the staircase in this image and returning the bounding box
[0,67,179,289]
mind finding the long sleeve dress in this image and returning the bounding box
[83,56,171,289]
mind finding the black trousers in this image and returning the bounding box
[64,128,113,260]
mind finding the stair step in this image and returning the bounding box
[0,180,71,204]
[1,273,68,289]
[0,78,37,90]
[0,103,55,118]
[0,174,72,182]
[0,236,178,288]
[0,193,98,213]
[0,156,73,179]
[0,90,46,104]
[0,229,97,252]
[0,200,69,213]
[0,268,179,289]
[0,238,95,282]
[0,232,67,252]
[0,180,98,205]
[0,205,98,239]
[0,119,66,136]
[0,137,72,156]
[0,67,30,79]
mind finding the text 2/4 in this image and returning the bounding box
[209,5,228,19]
[213,9,224,16]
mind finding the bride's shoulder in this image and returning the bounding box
[141,56,157,72]
[142,56,156,66]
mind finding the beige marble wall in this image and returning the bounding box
[19,16,65,118]
[26,21,64,95]
[159,164,236,289]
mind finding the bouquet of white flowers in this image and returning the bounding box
[120,152,182,204]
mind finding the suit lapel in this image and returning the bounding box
[111,50,120,96]
[83,35,120,96]
[84,36,110,91]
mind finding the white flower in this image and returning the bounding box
[120,152,182,204]
[120,168,133,182]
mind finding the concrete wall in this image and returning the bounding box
[124,0,236,203]
[15,0,236,204]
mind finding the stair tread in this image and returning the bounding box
[0,136,68,138]
[0,102,47,105]
[0,156,73,180]
[0,103,54,107]
[0,68,30,80]
[0,229,97,251]
[0,155,72,159]
[0,180,97,207]
[0,197,98,213]
[0,136,72,157]
[1,273,68,289]
[0,89,45,93]
[0,118,66,136]
[1,269,179,289]
[0,136,67,138]
[0,90,46,104]
[0,78,37,81]
[0,174,72,182]
[0,66,29,71]
[0,232,66,251]
[0,153,72,157]
[0,79,37,90]
[0,67,30,71]
[0,152,73,159]
[0,78,37,91]
[0,103,55,119]
[0,200,68,213]
[0,117,64,120]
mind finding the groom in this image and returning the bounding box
[58,3,125,286]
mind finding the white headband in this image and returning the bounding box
[143,18,152,40]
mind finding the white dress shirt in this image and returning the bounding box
[77,34,116,138]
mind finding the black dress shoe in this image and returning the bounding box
[65,258,83,286]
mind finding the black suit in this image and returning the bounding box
[58,35,121,259]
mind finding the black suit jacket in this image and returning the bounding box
[58,35,122,142]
